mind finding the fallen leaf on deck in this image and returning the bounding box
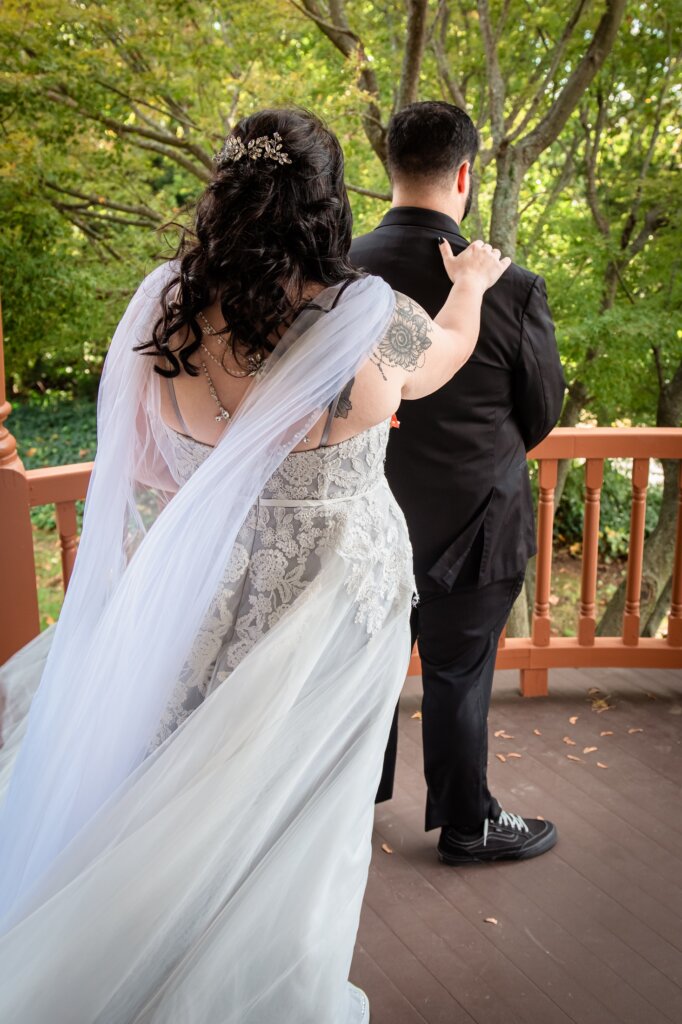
[600,730,614,736]
[494,729,505,737]
[496,753,507,763]
[597,762,608,769]
[381,842,393,854]
[566,754,583,762]
[484,917,498,925]
[501,732,514,739]
[645,693,657,700]
[507,752,522,759]
[410,711,422,720]
[548,594,559,606]
[628,727,643,734]
[583,746,598,754]
[562,736,576,746]
[569,715,579,725]
[533,728,542,736]
[587,687,602,696]
[536,815,545,821]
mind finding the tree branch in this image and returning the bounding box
[345,182,391,200]
[580,91,610,237]
[296,0,388,166]
[520,0,627,167]
[431,1,468,110]
[43,182,162,222]
[476,0,505,146]
[396,0,429,110]
[507,0,588,142]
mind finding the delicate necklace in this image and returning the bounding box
[201,360,231,422]
[197,311,265,378]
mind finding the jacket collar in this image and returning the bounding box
[375,206,465,239]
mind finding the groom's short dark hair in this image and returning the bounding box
[387,101,478,184]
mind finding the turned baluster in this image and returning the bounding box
[668,462,682,647]
[56,501,79,591]
[578,459,604,646]
[521,459,557,697]
[622,458,649,646]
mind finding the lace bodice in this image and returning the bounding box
[152,419,414,747]
[166,418,392,500]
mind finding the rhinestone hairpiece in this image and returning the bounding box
[215,131,292,167]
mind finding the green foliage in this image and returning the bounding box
[0,0,680,430]
[554,461,664,560]
[9,396,97,529]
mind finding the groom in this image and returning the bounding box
[351,101,565,864]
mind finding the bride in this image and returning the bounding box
[0,108,508,1022]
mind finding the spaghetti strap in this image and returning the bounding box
[319,392,342,448]
[165,376,192,437]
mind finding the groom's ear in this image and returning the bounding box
[456,161,470,195]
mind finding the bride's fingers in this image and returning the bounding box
[438,237,455,261]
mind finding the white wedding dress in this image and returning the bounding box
[0,270,413,1022]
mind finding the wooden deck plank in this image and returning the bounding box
[354,667,682,1024]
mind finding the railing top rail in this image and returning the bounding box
[27,462,93,507]
[529,427,682,461]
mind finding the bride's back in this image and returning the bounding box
[142,108,405,453]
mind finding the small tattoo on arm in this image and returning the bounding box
[371,294,432,381]
[335,377,354,418]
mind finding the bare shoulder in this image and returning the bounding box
[370,291,433,381]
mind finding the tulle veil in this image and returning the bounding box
[0,264,409,1022]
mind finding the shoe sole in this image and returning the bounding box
[438,829,558,865]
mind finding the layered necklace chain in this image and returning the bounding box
[196,310,310,444]
[197,310,265,423]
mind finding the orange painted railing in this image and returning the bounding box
[1,300,681,694]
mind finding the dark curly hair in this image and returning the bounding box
[139,108,361,376]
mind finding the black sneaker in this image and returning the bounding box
[437,810,558,865]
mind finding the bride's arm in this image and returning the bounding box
[392,240,510,401]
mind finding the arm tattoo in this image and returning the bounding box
[370,293,433,381]
[334,377,354,419]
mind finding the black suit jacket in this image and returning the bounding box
[350,207,565,590]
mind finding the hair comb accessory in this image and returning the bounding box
[215,131,292,167]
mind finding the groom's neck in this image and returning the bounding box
[390,184,463,226]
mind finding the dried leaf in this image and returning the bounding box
[583,746,598,754]
[381,842,393,855]
[587,687,602,696]
[501,732,514,740]
[596,762,608,769]
[628,728,644,734]
[562,736,577,746]
[567,754,583,762]
[507,752,522,759]
[494,729,505,737]
[548,594,559,606]
[484,917,498,925]
[569,715,579,725]
[645,692,657,700]
[533,729,542,736]
[600,730,614,736]
[593,700,614,713]
[496,753,507,763]
[410,711,422,720]
[536,815,545,821]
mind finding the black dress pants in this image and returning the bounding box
[376,543,525,832]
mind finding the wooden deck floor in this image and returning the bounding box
[351,666,682,1024]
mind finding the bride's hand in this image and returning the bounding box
[438,237,511,291]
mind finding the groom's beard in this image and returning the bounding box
[461,175,473,222]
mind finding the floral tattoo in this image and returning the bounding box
[371,293,432,380]
[334,377,354,419]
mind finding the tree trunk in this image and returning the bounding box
[643,574,672,637]
[489,147,525,257]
